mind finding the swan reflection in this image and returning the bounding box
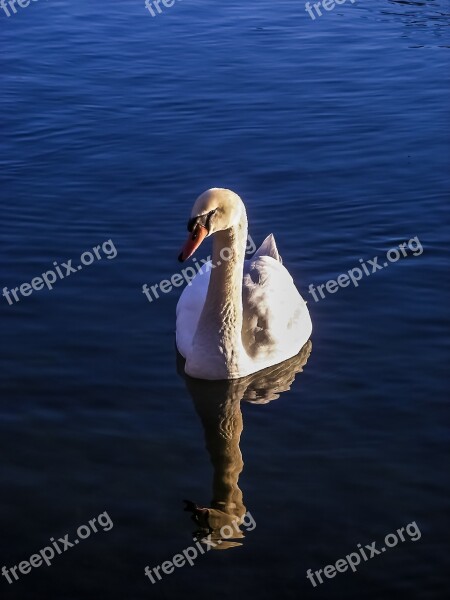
[178,340,312,550]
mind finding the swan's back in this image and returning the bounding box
[176,235,312,370]
[242,253,311,364]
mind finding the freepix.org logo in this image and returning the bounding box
[2,240,118,306]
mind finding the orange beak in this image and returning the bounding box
[178,224,208,262]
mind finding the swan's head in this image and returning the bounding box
[178,188,244,262]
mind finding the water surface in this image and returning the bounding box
[0,1,449,599]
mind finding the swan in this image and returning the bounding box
[176,188,312,380]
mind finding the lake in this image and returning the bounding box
[0,1,449,599]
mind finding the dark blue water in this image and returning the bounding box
[1,1,449,598]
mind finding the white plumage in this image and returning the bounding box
[176,189,312,380]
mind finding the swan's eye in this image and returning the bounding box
[187,209,216,233]
[204,209,216,230]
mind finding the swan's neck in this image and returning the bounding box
[193,211,248,378]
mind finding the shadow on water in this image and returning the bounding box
[384,0,450,37]
[176,341,312,550]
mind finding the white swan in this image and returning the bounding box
[176,188,312,380]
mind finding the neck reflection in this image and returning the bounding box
[178,341,312,550]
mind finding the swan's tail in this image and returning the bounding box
[253,233,282,263]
